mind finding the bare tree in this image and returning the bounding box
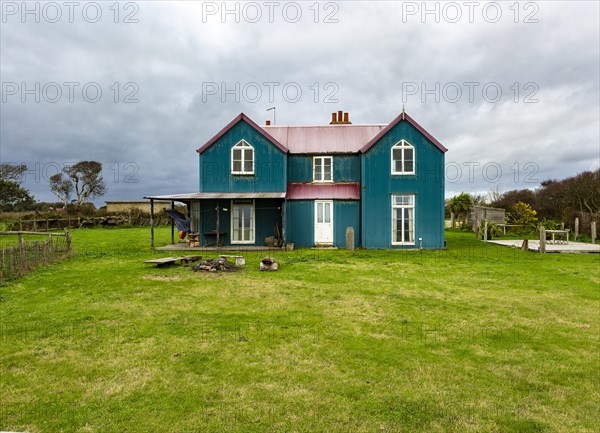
[49,161,107,208]
[487,183,502,204]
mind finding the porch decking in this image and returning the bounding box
[488,239,600,253]
[155,243,286,252]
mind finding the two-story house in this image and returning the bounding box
[145,110,447,249]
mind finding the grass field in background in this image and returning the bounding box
[1,228,598,432]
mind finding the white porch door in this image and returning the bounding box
[315,200,333,244]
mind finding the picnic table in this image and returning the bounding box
[545,229,570,245]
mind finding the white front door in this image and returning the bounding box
[314,200,333,244]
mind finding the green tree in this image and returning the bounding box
[0,163,35,210]
[448,192,473,227]
[512,201,538,226]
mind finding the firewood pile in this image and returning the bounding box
[191,257,240,272]
[259,256,279,271]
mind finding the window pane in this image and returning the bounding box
[393,149,402,161]
[233,149,242,161]
[317,203,323,223]
[244,148,253,162]
[243,207,251,228]
[404,148,414,172]
[406,208,414,242]
[244,160,253,172]
[324,203,331,223]
[394,208,402,243]
[314,159,322,181]
[323,158,332,180]
[233,160,242,172]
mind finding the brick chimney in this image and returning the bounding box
[266,120,271,126]
[330,111,352,124]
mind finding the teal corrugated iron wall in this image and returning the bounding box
[333,201,360,248]
[285,200,313,247]
[199,120,287,192]
[361,120,445,249]
[198,199,282,247]
[285,200,360,248]
[287,155,360,182]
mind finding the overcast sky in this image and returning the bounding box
[1,0,599,204]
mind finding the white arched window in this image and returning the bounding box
[391,140,415,175]
[231,140,254,175]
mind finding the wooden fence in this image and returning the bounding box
[0,230,72,282]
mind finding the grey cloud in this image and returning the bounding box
[1,1,598,204]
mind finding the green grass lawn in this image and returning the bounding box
[1,228,598,433]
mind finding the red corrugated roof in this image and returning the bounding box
[264,125,386,154]
[196,112,446,155]
[286,183,361,200]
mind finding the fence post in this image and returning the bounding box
[484,220,488,243]
[64,228,71,252]
[539,225,546,253]
[345,227,355,251]
[592,222,597,245]
[46,218,50,231]
[33,218,37,231]
[19,219,23,231]
[574,217,579,241]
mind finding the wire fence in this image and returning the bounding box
[0,231,72,282]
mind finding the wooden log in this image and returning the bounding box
[521,238,529,251]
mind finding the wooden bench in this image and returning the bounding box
[545,229,570,245]
[144,256,202,268]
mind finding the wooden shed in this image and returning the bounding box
[469,206,506,230]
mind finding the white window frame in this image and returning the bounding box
[391,194,415,245]
[231,140,255,175]
[391,140,415,175]
[230,199,255,244]
[313,156,333,183]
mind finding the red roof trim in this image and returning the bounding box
[196,113,289,154]
[286,183,361,200]
[359,112,448,154]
